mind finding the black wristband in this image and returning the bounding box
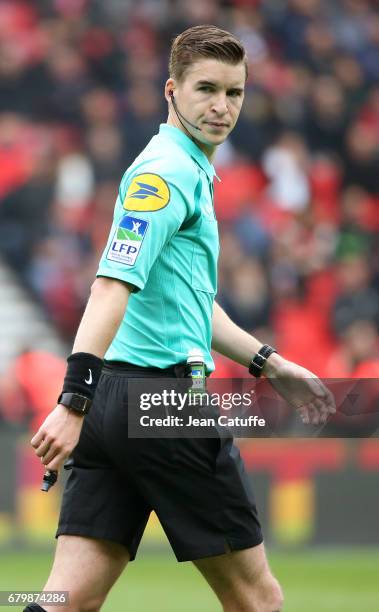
[249,345,277,378]
[58,352,103,404]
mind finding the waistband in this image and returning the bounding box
[103,360,190,378]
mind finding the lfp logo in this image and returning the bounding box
[107,215,149,266]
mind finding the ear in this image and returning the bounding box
[165,78,175,102]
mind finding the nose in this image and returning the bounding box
[211,93,228,116]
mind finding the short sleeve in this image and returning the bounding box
[96,156,198,290]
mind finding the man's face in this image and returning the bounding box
[167,58,246,153]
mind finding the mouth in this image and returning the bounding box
[205,121,229,128]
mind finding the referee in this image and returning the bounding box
[28,25,335,612]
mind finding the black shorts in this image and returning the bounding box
[57,363,263,561]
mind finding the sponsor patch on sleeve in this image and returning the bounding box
[106,215,149,266]
[123,173,170,212]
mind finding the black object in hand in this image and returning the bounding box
[41,470,58,492]
[41,457,74,492]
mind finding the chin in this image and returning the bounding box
[210,128,232,141]
[209,134,227,145]
[202,130,225,141]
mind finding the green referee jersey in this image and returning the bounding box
[97,124,219,372]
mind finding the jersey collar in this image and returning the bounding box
[159,124,217,182]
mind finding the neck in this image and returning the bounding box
[166,114,216,162]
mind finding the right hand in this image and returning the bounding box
[31,404,84,472]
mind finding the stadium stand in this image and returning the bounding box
[0,0,378,410]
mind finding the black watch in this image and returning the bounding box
[58,392,91,415]
[249,345,277,378]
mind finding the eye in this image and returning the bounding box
[228,90,242,98]
[198,85,213,92]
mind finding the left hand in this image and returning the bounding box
[264,354,336,425]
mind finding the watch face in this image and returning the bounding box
[72,396,84,411]
[61,393,90,414]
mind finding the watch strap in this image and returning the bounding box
[58,392,91,415]
[249,345,277,378]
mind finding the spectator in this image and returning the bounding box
[342,122,379,193]
[303,76,348,156]
[332,254,379,337]
[218,257,272,333]
[263,131,310,212]
[0,132,56,275]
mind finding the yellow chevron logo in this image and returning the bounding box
[123,173,170,212]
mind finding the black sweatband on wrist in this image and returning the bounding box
[249,344,277,378]
[58,352,103,402]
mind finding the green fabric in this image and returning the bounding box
[97,124,219,371]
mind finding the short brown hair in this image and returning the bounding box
[169,24,248,83]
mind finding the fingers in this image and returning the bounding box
[324,389,337,414]
[296,405,311,424]
[40,444,67,471]
[297,396,336,426]
[44,453,66,472]
[310,398,329,424]
[41,445,60,467]
[314,387,337,422]
[30,429,45,448]
[296,405,322,425]
[31,430,69,471]
[36,440,61,467]
[33,437,51,458]
[301,378,337,422]
[310,380,337,414]
[296,404,323,426]
[31,429,56,462]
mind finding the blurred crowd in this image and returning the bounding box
[1,0,379,394]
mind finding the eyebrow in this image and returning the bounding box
[196,79,244,92]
